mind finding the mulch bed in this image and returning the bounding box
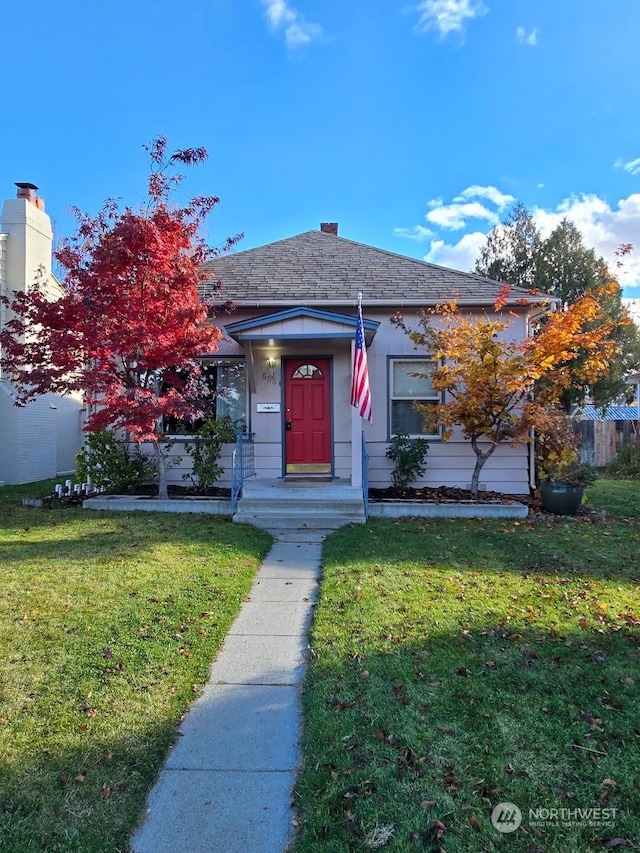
[129,484,232,498]
[368,485,602,519]
[369,485,531,505]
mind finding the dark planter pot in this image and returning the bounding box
[540,480,584,515]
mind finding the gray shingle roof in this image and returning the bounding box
[200,229,541,308]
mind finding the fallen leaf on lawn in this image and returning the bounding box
[581,712,604,731]
[470,814,481,831]
[597,696,623,711]
[101,783,112,799]
[393,684,409,705]
[74,773,86,783]
[363,824,395,848]
[421,800,437,809]
[178,648,192,658]
[620,677,635,685]
[456,667,471,677]
[602,778,617,786]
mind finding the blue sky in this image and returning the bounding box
[3,0,640,290]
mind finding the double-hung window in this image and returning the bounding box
[389,358,440,438]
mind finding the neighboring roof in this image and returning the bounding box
[574,404,640,422]
[200,229,545,308]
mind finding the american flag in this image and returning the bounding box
[351,303,372,422]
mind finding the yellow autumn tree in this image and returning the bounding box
[394,284,620,494]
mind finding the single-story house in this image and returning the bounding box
[160,223,547,496]
[0,184,83,485]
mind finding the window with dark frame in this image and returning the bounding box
[389,358,440,438]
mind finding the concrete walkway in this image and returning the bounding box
[130,528,327,853]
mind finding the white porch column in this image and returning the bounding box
[350,339,362,488]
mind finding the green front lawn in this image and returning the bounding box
[293,480,640,852]
[0,482,271,853]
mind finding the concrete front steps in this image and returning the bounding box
[233,477,366,530]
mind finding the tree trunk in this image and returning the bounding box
[470,437,498,495]
[152,439,169,500]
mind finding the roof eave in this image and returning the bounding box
[219,297,551,310]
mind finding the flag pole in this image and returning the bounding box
[350,294,363,487]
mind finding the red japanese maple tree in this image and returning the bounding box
[0,138,239,498]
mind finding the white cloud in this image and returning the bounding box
[401,185,515,232]
[414,0,488,39]
[398,188,640,288]
[424,231,488,270]
[426,198,500,229]
[393,224,434,241]
[454,184,515,209]
[616,157,640,176]
[516,25,538,45]
[263,0,295,27]
[284,20,323,48]
[261,0,323,49]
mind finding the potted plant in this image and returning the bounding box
[539,458,598,515]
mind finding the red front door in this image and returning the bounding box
[284,358,331,474]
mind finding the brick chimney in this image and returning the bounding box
[320,222,338,236]
[16,182,39,205]
[2,183,53,293]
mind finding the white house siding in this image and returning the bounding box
[0,189,83,485]
[0,383,19,483]
[55,395,84,475]
[0,385,53,483]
